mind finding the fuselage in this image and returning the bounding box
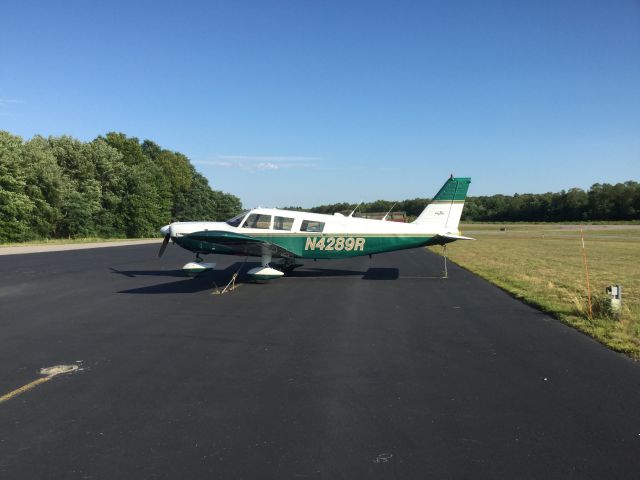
[165,207,459,259]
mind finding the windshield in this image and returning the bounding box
[226,211,249,227]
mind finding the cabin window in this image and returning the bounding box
[274,216,294,231]
[300,220,325,232]
[226,211,248,227]
[242,213,272,229]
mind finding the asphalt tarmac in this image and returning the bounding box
[1,244,639,479]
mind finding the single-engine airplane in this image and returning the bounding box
[158,176,473,281]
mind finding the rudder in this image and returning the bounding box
[412,176,471,231]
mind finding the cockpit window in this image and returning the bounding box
[274,216,294,231]
[242,213,272,229]
[226,211,248,227]
[300,220,325,232]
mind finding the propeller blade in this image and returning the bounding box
[158,233,170,257]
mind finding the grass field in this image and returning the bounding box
[431,224,640,360]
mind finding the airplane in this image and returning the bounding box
[158,175,473,281]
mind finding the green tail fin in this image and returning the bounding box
[433,176,471,202]
[412,176,471,229]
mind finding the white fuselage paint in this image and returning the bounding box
[164,207,463,239]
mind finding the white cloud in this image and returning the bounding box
[195,155,319,172]
[255,162,280,170]
[218,155,320,162]
[0,98,22,115]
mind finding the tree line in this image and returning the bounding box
[0,131,242,242]
[304,182,640,222]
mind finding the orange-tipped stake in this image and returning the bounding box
[580,229,593,319]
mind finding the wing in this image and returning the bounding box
[183,230,296,257]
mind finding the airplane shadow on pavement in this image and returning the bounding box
[110,267,186,278]
[117,263,400,294]
[117,262,249,295]
[286,267,399,280]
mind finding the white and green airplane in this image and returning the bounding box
[158,176,473,280]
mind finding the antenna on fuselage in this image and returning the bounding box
[348,202,362,218]
[382,203,397,221]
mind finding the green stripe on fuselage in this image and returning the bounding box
[176,233,445,258]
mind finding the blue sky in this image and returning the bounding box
[1,0,639,208]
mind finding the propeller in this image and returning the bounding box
[158,223,172,258]
[158,233,170,257]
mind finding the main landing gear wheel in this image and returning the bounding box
[247,249,285,282]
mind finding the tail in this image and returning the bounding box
[412,176,471,232]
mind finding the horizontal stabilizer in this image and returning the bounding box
[437,233,476,241]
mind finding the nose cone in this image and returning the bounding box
[160,224,171,236]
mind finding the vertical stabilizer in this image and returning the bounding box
[412,176,471,231]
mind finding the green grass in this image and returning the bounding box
[431,224,640,360]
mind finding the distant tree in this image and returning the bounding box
[632,182,640,219]
[310,202,355,214]
[22,136,65,238]
[0,132,35,241]
[3,128,638,244]
[0,130,243,242]
[397,198,430,217]
[309,182,640,223]
[101,132,172,236]
[88,138,128,236]
[279,206,304,211]
[588,183,615,220]
[562,188,589,221]
[177,172,242,221]
[47,136,103,237]
[611,181,639,220]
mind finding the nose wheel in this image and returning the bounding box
[183,253,215,277]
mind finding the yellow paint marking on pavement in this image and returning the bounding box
[0,364,79,404]
[0,377,53,403]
